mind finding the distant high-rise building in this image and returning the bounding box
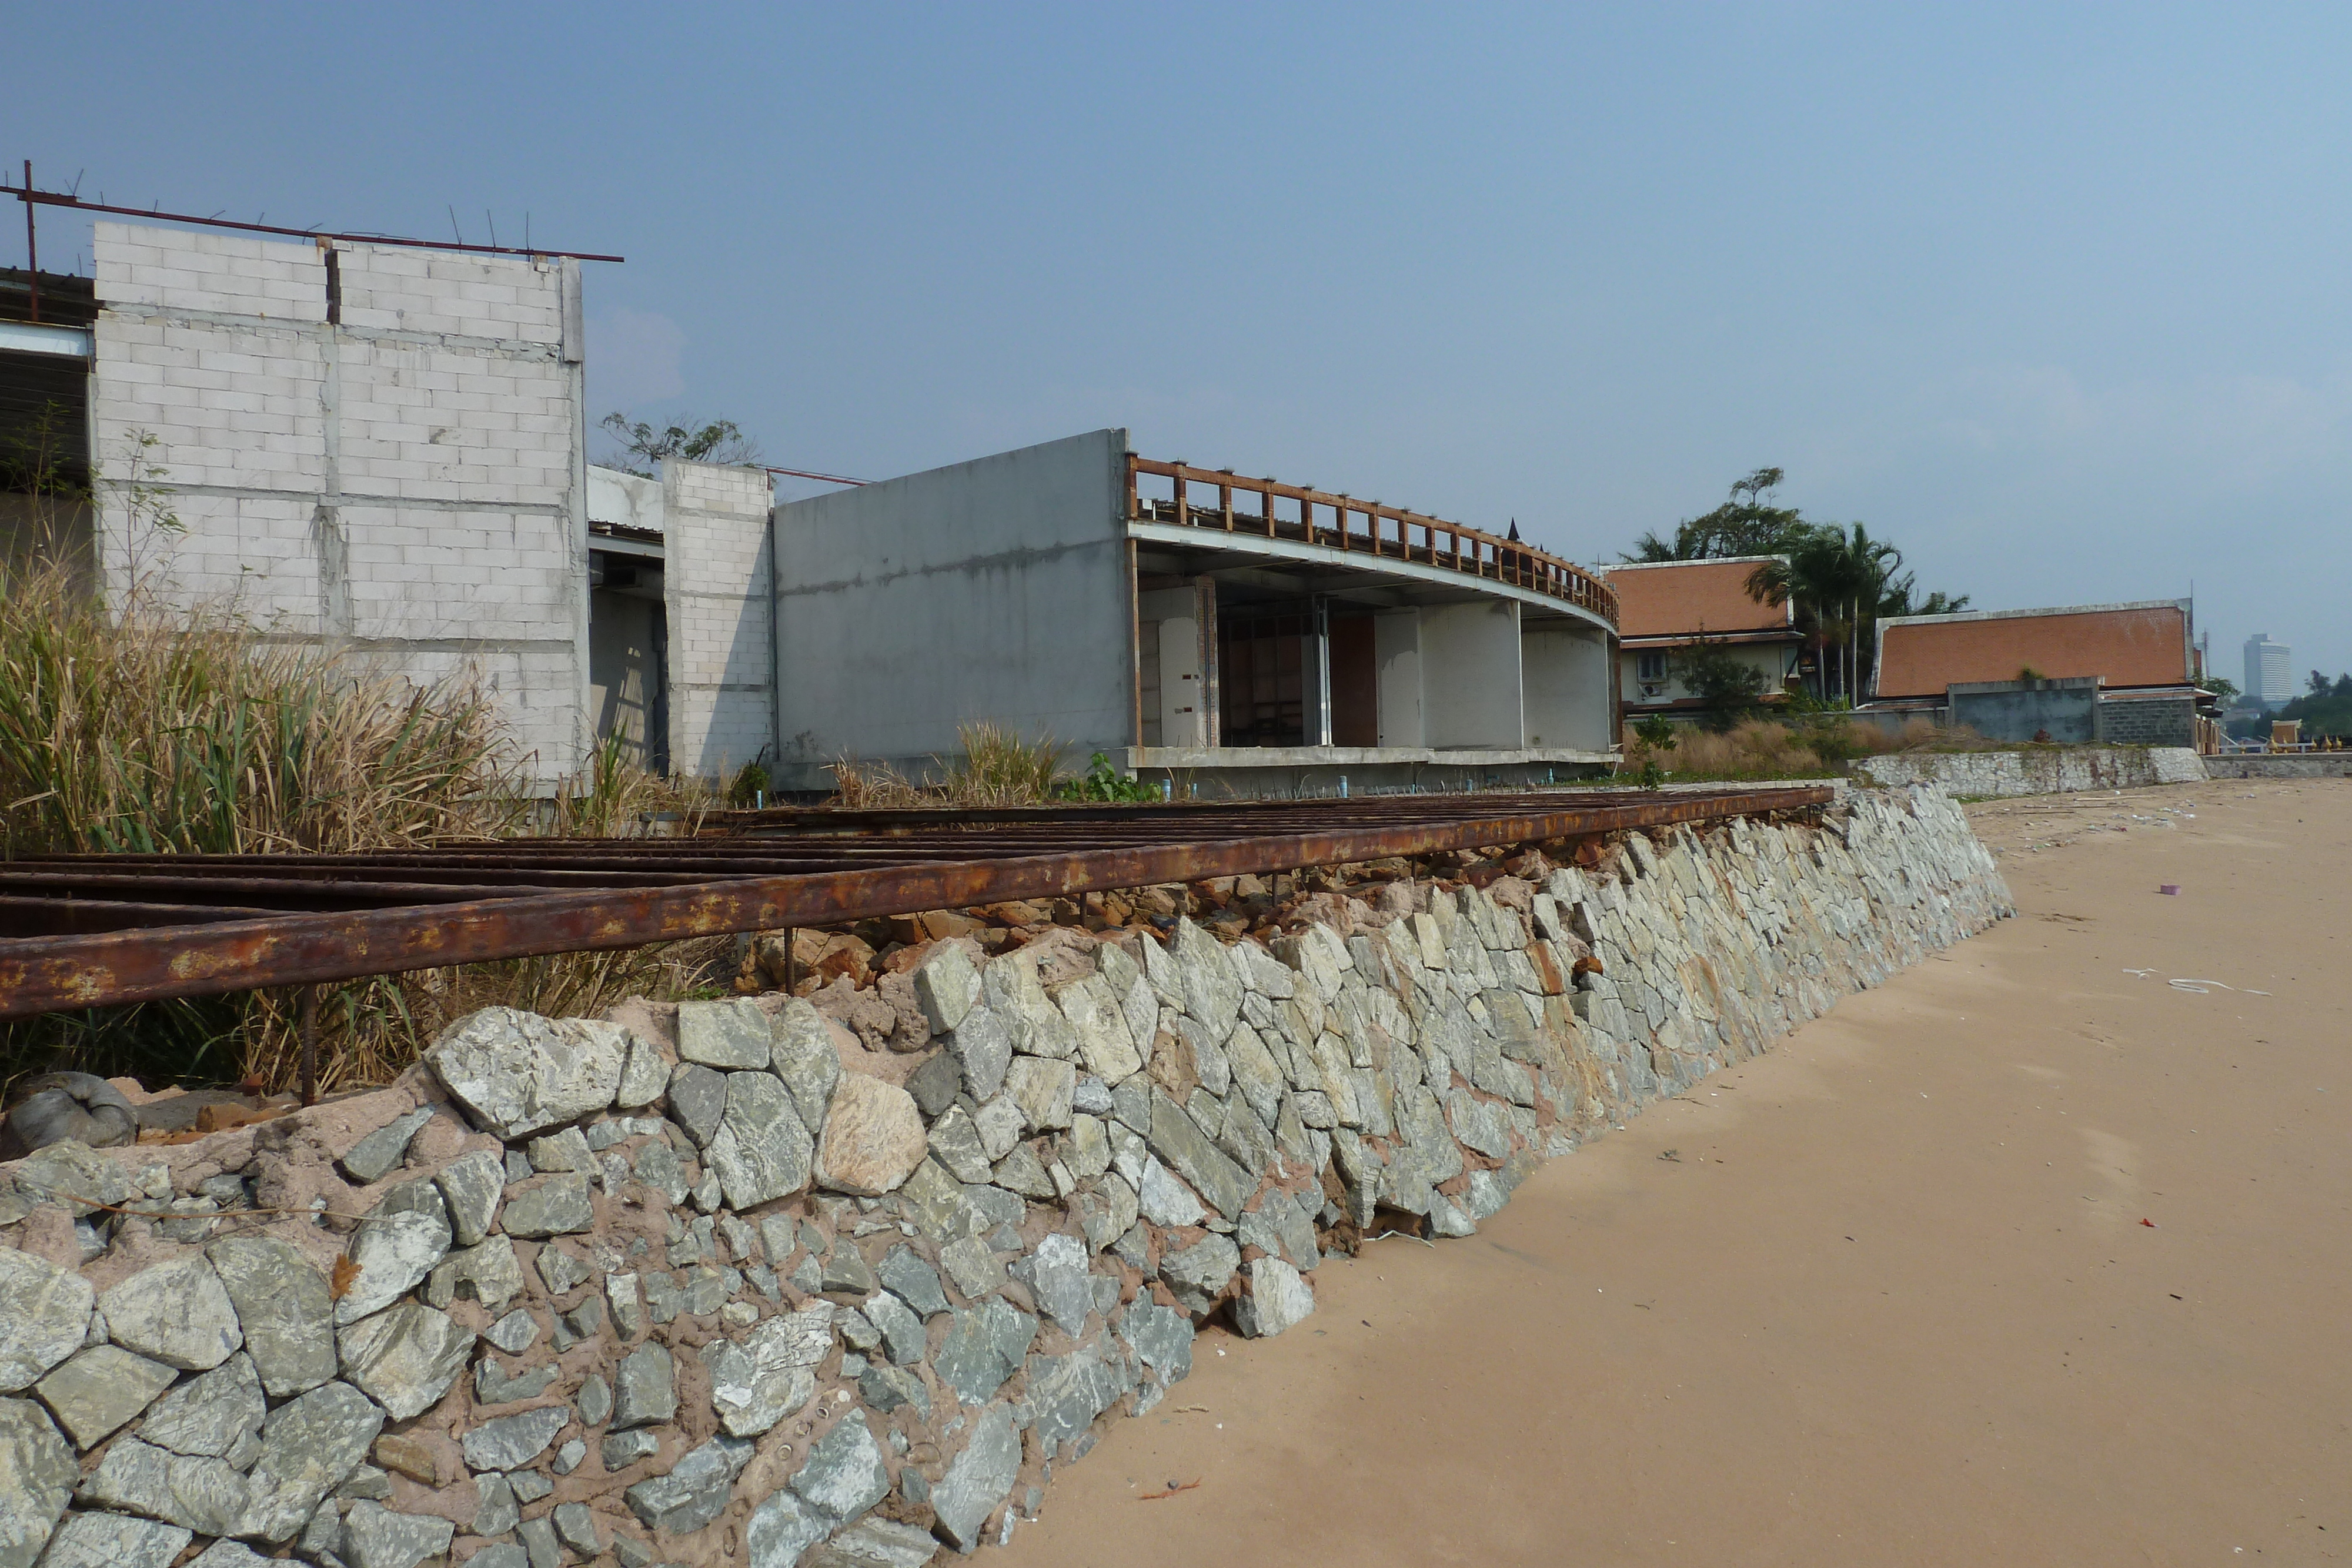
[2244,634,2293,708]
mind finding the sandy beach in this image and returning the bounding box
[1005,777,2352,1565]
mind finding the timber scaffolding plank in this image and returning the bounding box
[0,787,1829,1019]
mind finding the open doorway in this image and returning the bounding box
[1,269,95,583]
[1329,611,1378,746]
[1218,607,1309,746]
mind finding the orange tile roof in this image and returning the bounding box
[1597,557,1793,640]
[1873,601,2191,699]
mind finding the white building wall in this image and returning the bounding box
[1618,641,1794,710]
[1522,624,1614,750]
[663,460,775,781]
[1419,599,1524,748]
[88,222,590,784]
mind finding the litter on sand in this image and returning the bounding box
[2159,884,2180,895]
[1140,1479,1203,1501]
[2120,969,2271,997]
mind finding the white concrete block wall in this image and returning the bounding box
[661,460,775,781]
[336,245,567,345]
[336,346,573,506]
[92,227,328,322]
[88,221,590,785]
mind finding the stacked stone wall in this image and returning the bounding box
[1856,745,2205,797]
[0,788,2009,1568]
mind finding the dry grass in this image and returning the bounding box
[0,554,728,1094]
[1622,713,1990,783]
[0,554,527,857]
[827,723,1067,808]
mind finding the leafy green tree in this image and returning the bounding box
[598,413,763,477]
[1626,469,1808,561]
[2274,681,2352,738]
[1879,576,1973,618]
[1671,637,1769,732]
[1629,713,1678,790]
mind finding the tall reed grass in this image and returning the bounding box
[827,723,1067,808]
[0,553,724,1095]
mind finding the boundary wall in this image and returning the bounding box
[0,788,2010,1568]
[2200,754,2352,779]
[1856,746,2206,797]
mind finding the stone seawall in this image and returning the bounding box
[0,788,2010,1568]
[2200,754,2352,779]
[1857,746,2206,797]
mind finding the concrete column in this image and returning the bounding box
[1419,600,1524,748]
[1374,609,1425,746]
[662,459,777,781]
[1195,576,1220,746]
[1522,623,1614,750]
[1307,597,1334,747]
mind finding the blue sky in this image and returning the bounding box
[9,4,2348,686]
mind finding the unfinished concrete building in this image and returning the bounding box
[768,430,1621,794]
[0,216,777,788]
[8,220,1623,797]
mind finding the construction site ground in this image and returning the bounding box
[1003,777,2352,1565]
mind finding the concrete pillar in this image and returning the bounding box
[1306,598,1334,747]
[1522,623,1615,750]
[1419,600,1524,748]
[662,459,777,781]
[1374,609,1425,747]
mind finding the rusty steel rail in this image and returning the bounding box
[1127,455,1619,627]
[0,787,1828,1019]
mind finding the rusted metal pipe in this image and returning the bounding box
[0,787,1827,1019]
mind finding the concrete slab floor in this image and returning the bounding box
[1005,777,2351,1565]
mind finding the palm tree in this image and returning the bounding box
[1748,523,1907,701]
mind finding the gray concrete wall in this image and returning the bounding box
[587,589,659,768]
[771,429,1133,790]
[2202,753,2352,778]
[1419,600,1524,748]
[88,221,590,784]
[663,459,774,781]
[1524,624,1614,751]
[2097,693,2196,748]
[1949,677,2099,743]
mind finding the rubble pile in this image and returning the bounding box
[0,787,2007,1568]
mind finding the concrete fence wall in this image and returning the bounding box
[1856,746,2207,797]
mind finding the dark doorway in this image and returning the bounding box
[1329,613,1378,746]
[1218,609,1308,747]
